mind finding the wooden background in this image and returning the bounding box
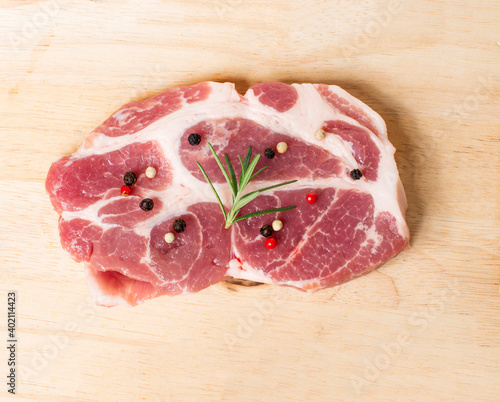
[1,0,499,400]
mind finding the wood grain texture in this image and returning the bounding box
[1,0,499,400]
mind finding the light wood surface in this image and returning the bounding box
[1,0,499,401]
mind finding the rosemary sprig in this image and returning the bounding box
[196,143,297,229]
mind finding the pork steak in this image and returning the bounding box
[46,81,410,306]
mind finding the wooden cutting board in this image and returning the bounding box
[1,0,499,400]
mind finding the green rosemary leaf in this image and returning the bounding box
[232,180,298,212]
[224,152,238,197]
[237,155,245,183]
[253,179,298,194]
[196,162,227,221]
[207,143,232,188]
[250,166,268,182]
[243,146,252,172]
[233,206,297,223]
[240,154,260,190]
[232,191,260,212]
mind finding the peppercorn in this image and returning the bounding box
[164,232,175,243]
[315,129,326,141]
[121,185,131,197]
[260,224,273,237]
[145,166,157,178]
[306,193,318,204]
[173,218,186,233]
[265,238,277,249]
[276,142,288,153]
[264,147,275,159]
[123,172,137,186]
[139,198,154,211]
[188,133,202,146]
[272,220,283,231]
[350,169,363,180]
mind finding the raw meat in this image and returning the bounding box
[46,81,410,306]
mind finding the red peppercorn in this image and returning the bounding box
[306,193,317,204]
[265,238,277,249]
[121,185,131,196]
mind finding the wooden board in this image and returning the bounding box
[1,0,499,400]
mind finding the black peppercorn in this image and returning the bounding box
[139,198,154,211]
[123,171,137,186]
[173,218,186,233]
[260,224,273,237]
[188,133,202,146]
[264,147,275,159]
[350,169,363,180]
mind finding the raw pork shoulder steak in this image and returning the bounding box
[46,81,410,306]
